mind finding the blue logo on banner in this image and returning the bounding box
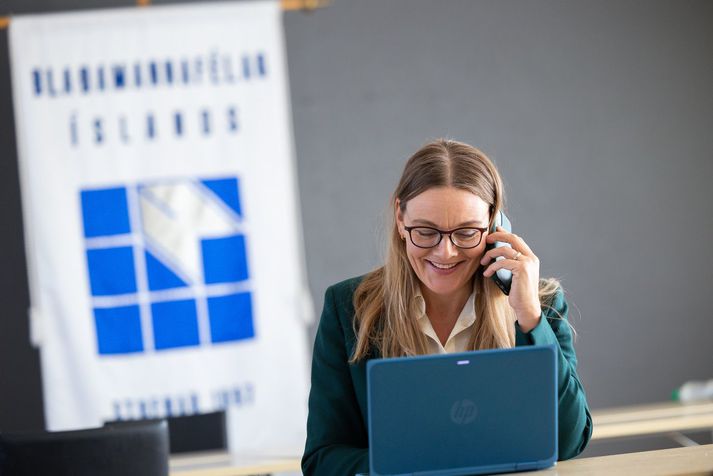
[80,177,255,355]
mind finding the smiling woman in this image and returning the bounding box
[302,139,593,476]
[396,187,494,347]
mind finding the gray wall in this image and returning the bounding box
[1,0,711,457]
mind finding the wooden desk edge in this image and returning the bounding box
[512,444,713,475]
[170,446,713,476]
[170,454,301,476]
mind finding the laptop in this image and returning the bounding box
[366,345,557,476]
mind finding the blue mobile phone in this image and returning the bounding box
[486,210,512,295]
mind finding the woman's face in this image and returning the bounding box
[396,186,490,299]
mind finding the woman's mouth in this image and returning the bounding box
[426,260,462,274]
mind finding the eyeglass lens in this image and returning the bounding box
[409,227,482,248]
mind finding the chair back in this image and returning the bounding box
[0,419,169,476]
[166,411,227,454]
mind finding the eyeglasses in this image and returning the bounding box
[403,225,488,249]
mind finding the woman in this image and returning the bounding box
[302,139,592,475]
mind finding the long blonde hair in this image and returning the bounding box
[350,139,560,362]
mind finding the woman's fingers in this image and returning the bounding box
[486,227,535,257]
[480,246,524,266]
[482,258,522,277]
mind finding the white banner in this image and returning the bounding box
[9,1,310,456]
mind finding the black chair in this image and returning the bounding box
[104,411,227,454]
[166,411,227,454]
[0,419,169,476]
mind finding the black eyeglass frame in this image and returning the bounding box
[403,225,488,249]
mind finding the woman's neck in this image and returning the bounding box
[421,281,473,325]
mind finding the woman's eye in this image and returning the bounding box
[454,230,477,240]
[415,229,438,237]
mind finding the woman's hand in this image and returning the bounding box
[480,227,542,332]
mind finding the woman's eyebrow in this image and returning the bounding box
[410,218,486,227]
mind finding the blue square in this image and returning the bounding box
[81,187,131,238]
[86,247,137,296]
[207,292,254,343]
[151,299,200,350]
[94,305,143,355]
[201,177,242,217]
[145,250,188,291]
[202,235,249,284]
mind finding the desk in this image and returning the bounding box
[170,445,713,476]
[169,451,300,476]
[513,444,713,475]
[171,445,713,476]
[591,401,713,440]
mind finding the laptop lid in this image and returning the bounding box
[367,345,557,476]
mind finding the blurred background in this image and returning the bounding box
[1,0,711,459]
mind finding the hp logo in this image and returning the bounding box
[450,399,478,425]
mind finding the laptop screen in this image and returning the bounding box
[367,345,557,476]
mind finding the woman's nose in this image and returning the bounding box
[434,235,459,257]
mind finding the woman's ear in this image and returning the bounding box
[394,199,405,237]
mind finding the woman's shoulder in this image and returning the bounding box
[327,274,367,298]
[323,273,369,315]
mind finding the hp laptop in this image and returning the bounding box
[366,345,557,476]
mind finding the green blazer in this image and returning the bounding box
[302,276,593,475]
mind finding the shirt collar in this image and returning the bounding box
[414,281,477,330]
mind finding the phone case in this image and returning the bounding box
[486,211,512,295]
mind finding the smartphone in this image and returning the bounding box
[486,210,512,295]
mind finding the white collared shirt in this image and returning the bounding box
[414,287,476,354]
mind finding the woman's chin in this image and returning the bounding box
[422,278,466,298]
[420,266,476,297]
